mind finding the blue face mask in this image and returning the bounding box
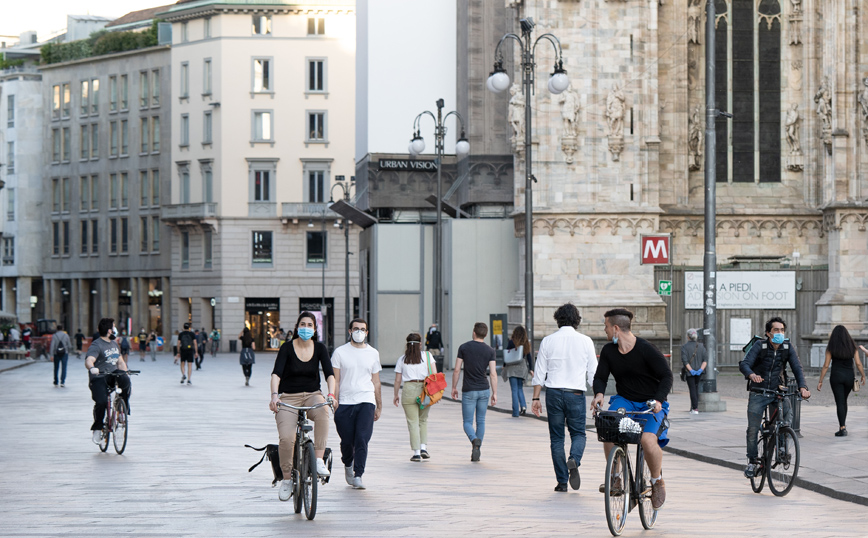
[613,336,619,345]
[298,327,315,341]
[771,333,785,345]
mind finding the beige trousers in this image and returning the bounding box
[274,391,328,477]
[401,382,430,450]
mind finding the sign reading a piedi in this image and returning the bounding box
[685,271,795,310]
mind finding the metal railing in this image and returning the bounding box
[160,203,218,221]
[281,202,331,219]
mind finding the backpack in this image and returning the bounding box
[54,337,66,358]
[246,444,283,486]
[180,331,194,350]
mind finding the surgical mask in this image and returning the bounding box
[771,333,785,345]
[351,330,366,344]
[613,336,619,345]
[298,327,314,341]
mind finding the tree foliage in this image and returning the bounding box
[41,20,161,65]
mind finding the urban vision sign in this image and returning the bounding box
[378,159,438,172]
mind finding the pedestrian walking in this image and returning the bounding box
[137,327,149,362]
[21,325,31,350]
[239,327,256,386]
[9,325,20,347]
[209,328,220,357]
[425,324,443,355]
[394,332,437,461]
[270,311,335,502]
[451,322,497,462]
[50,325,72,387]
[148,330,158,361]
[195,328,207,370]
[118,331,131,364]
[73,328,85,358]
[171,330,179,363]
[502,325,534,417]
[176,323,198,385]
[531,303,598,492]
[817,325,866,436]
[681,328,707,414]
[332,318,382,489]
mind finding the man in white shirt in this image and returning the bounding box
[531,303,598,492]
[332,318,382,490]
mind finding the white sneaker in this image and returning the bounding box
[92,430,102,444]
[278,479,292,501]
[690,409,699,415]
[352,476,365,489]
[345,465,354,485]
[316,458,330,477]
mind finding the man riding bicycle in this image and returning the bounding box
[85,318,132,444]
[739,317,810,479]
[590,308,672,510]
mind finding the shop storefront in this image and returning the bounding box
[244,297,280,351]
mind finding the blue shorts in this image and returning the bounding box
[607,395,670,448]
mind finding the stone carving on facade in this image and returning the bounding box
[688,104,703,171]
[814,76,833,154]
[687,47,699,90]
[785,103,803,171]
[528,216,656,238]
[788,0,803,45]
[824,210,868,233]
[789,61,802,91]
[858,77,868,145]
[659,216,824,239]
[507,83,525,155]
[606,83,626,161]
[687,0,702,45]
[559,87,581,164]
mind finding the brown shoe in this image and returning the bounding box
[598,476,623,494]
[651,478,666,509]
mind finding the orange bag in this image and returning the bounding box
[417,352,447,410]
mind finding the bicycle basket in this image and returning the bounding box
[595,412,647,445]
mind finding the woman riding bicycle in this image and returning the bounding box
[270,311,335,502]
[85,318,131,444]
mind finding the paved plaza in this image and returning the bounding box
[1,355,867,537]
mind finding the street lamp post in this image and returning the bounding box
[487,17,569,351]
[408,100,470,365]
[330,176,355,337]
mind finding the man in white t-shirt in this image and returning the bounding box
[332,318,382,490]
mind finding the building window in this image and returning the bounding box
[62,127,70,161]
[52,85,60,119]
[140,71,149,108]
[120,172,128,209]
[252,111,273,141]
[151,169,160,206]
[252,231,272,265]
[91,124,99,159]
[81,220,88,254]
[80,81,89,115]
[3,237,15,265]
[253,59,271,92]
[121,120,129,155]
[307,59,325,92]
[91,78,100,114]
[6,95,13,127]
[62,83,70,118]
[308,170,324,203]
[307,112,325,141]
[140,171,149,206]
[80,176,89,211]
[140,118,148,153]
[62,177,70,213]
[6,188,14,221]
[109,75,118,112]
[307,17,325,35]
[52,129,60,162]
[252,14,271,35]
[203,59,212,95]
[110,121,118,157]
[62,221,70,255]
[181,231,189,268]
[110,218,118,253]
[254,170,270,202]
[91,174,99,210]
[180,167,190,204]
[180,62,189,98]
[204,230,212,268]
[121,217,128,253]
[80,125,89,160]
[180,114,189,146]
[110,173,118,209]
[140,216,148,252]
[181,21,188,42]
[92,219,99,253]
[151,116,160,152]
[152,216,160,251]
[152,69,161,106]
[52,178,60,213]
[53,222,60,255]
[203,111,212,144]
[203,166,213,203]
[306,231,326,264]
[5,142,13,173]
[204,17,211,38]
[120,75,128,110]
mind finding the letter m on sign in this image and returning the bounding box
[641,235,670,265]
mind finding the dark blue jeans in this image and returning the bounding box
[746,392,790,460]
[334,403,375,477]
[509,377,526,416]
[53,353,68,385]
[545,389,587,485]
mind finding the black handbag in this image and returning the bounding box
[240,347,255,365]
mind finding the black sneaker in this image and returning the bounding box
[835,428,848,437]
[554,483,568,492]
[743,461,759,478]
[410,454,422,462]
[420,450,430,459]
[470,438,482,462]
[519,407,527,416]
[180,375,186,384]
[567,457,581,490]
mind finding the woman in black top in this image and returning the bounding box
[269,311,335,502]
[817,325,866,436]
[239,327,256,386]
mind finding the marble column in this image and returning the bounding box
[17,277,32,323]
[161,276,171,340]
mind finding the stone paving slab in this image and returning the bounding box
[1,355,866,537]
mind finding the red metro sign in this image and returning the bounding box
[640,235,671,265]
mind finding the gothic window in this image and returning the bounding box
[715,0,782,183]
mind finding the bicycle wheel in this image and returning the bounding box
[292,469,302,514]
[604,446,629,537]
[767,426,799,497]
[112,398,128,454]
[750,435,766,493]
[636,449,658,530]
[99,407,110,452]
[302,441,318,520]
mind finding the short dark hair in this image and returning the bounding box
[765,317,787,334]
[553,303,582,328]
[56,325,63,332]
[183,322,191,330]
[98,318,114,337]
[350,318,368,331]
[473,322,488,339]
[604,308,634,331]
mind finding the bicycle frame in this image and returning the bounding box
[749,386,803,496]
[276,401,332,485]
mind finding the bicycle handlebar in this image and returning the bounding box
[276,401,332,412]
[750,385,808,401]
[593,399,658,416]
[92,370,140,379]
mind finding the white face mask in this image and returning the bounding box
[351,329,366,344]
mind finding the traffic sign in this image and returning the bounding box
[658,280,672,296]
[641,234,671,265]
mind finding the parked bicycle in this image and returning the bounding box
[94,370,139,454]
[748,385,803,497]
[276,401,333,520]
[595,401,659,537]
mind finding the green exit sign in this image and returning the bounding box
[658,280,672,296]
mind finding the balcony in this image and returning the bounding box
[161,203,218,229]
[281,202,331,220]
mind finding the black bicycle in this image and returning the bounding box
[276,401,333,520]
[93,370,139,454]
[748,385,802,497]
[595,401,659,537]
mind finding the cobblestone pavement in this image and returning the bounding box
[1,355,866,537]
